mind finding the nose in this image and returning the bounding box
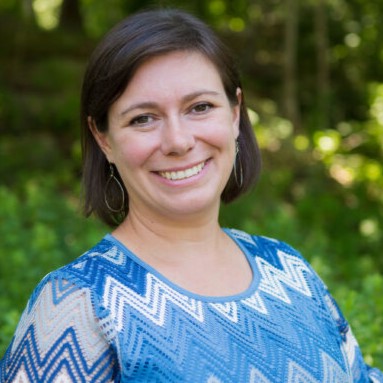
[161,116,195,156]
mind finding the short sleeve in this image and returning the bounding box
[0,274,119,382]
[270,237,383,382]
[324,292,383,383]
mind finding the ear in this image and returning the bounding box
[232,88,242,139]
[88,117,114,162]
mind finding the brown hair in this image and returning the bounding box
[81,8,261,227]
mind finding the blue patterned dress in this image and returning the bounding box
[1,229,382,382]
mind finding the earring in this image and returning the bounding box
[234,140,243,188]
[104,163,125,213]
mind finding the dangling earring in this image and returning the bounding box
[104,163,125,213]
[234,140,243,188]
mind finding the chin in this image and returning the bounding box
[164,196,221,218]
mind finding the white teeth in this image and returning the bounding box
[159,162,205,180]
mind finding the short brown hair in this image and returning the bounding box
[81,8,261,227]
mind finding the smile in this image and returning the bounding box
[159,162,206,181]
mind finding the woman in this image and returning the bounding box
[1,8,382,383]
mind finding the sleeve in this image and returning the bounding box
[275,237,383,383]
[0,273,119,382]
[324,292,383,383]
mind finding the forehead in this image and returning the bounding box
[112,51,225,108]
[135,50,220,82]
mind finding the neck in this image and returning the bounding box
[111,203,252,298]
[113,204,224,265]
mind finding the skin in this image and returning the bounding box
[91,51,253,296]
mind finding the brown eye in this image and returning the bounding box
[191,102,213,114]
[130,114,154,126]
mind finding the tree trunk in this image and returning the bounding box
[59,0,83,31]
[21,0,34,25]
[315,0,330,129]
[283,0,301,133]
[10,0,35,80]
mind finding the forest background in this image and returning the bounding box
[0,0,382,368]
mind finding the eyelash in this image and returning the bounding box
[129,114,154,126]
[190,102,214,114]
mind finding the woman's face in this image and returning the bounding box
[94,50,240,222]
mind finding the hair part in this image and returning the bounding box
[81,8,261,227]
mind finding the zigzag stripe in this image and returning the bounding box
[206,366,272,383]
[241,250,311,318]
[186,336,250,382]
[2,279,115,382]
[3,231,373,383]
[238,289,346,377]
[2,326,114,382]
[320,352,351,382]
[103,273,204,329]
[207,376,222,383]
[211,247,312,319]
[12,280,107,364]
[200,351,349,383]
[242,291,268,314]
[256,250,312,304]
[244,301,341,372]
[9,368,29,383]
[343,326,358,369]
[249,367,272,383]
[229,229,255,244]
[97,250,336,376]
[87,245,126,266]
[209,302,239,323]
[287,360,321,383]
[192,309,332,382]
[116,299,236,380]
[284,350,350,383]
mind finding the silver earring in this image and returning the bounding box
[234,140,243,188]
[104,164,125,213]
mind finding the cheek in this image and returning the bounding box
[112,134,158,168]
[201,115,238,147]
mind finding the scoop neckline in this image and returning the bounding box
[104,228,260,303]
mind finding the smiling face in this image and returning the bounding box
[92,50,241,223]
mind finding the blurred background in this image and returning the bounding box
[0,0,382,368]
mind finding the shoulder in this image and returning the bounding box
[227,228,306,262]
[50,235,125,284]
[226,228,322,290]
[1,236,119,382]
[227,228,331,298]
[27,235,122,310]
[7,235,122,353]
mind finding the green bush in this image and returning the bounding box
[0,179,106,355]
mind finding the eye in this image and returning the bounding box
[190,102,214,114]
[129,114,154,126]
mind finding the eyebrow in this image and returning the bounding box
[119,90,221,116]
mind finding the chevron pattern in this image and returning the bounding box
[1,278,116,382]
[1,229,382,382]
[103,273,204,329]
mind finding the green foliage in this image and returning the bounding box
[0,176,106,355]
[337,273,383,369]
